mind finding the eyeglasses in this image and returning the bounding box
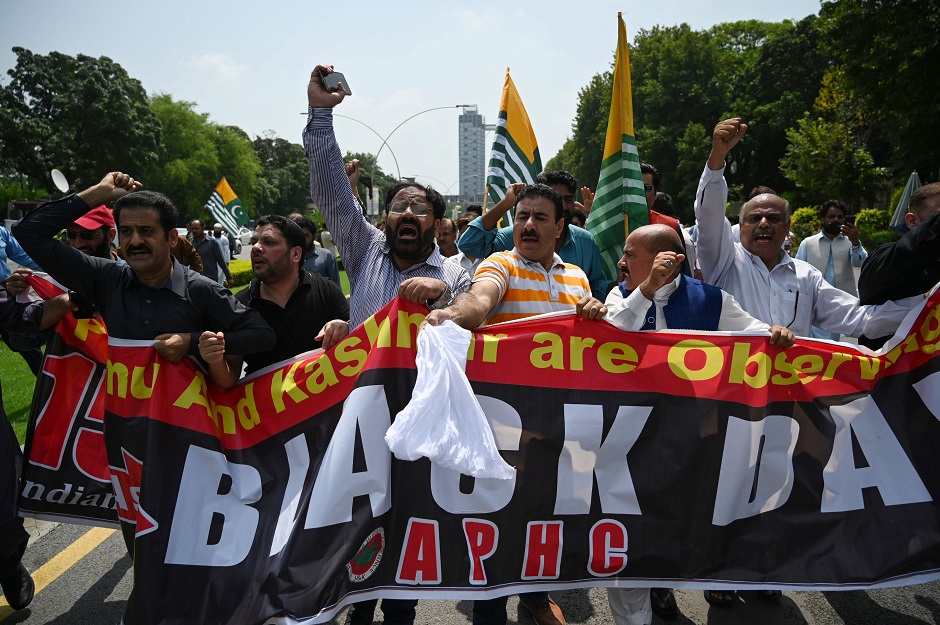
[643,184,654,192]
[65,230,102,241]
[389,202,432,217]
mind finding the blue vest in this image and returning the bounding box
[619,276,723,331]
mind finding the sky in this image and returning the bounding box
[0,0,821,197]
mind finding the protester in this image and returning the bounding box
[0,281,73,612]
[795,200,867,340]
[291,215,342,288]
[693,117,922,343]
[858,182,940,349]
[189,218,234,287]
[437,217,458,257]
[0,224,44,373]
[570,208,587,229]
[212,223,231,277]
[425,183,608,625]
[169,233,204,275]
[457,176,610,299]
[199,215,349,388]
[305,62,471,625]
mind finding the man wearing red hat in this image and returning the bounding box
[66,204,122,261]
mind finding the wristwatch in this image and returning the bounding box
[427,284,454,310]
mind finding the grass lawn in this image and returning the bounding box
[2,269,351,445]
[1,341,36,444]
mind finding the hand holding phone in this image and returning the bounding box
[323,72,352,96]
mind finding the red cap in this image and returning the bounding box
[72,205,115,230]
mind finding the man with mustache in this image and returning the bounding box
[304,63,471,625]
[692,118,921,344]
[199,215,349,388]
[424,183,608,625]
[14,172,275,367]
[457,173,610,299]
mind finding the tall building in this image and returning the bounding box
[458,106,486,203]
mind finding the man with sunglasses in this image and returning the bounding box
[66,204,122,261]
[694,117,922,343]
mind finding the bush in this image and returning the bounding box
[789,207,819,248]
[229,259,253,287]
[862,229,903,250]
[855,208,890,237]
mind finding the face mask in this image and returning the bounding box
[823,222,842,235]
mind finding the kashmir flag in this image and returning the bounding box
[589,13,648,272]
[485,69,542,208]
[205,177,249,235]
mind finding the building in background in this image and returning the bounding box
[458,106,491,205]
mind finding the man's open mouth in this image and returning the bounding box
[397,223,419,239]
[753,230,775,242]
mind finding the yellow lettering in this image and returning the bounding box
[790,354,824,383]
[729,342,771,388]
[335,336,368,377]
[569,336,596,371]
[597,341,638,374]
[270,360,310,413]
[822,352,853,381]
[106,360,129,398]
[885,333,920,367]
[363,314,392,348]
[396,310,426,349]
[856,355,880,380]
[771,352,800,385]
[481,333,508,363]
[211,401,236,435]
[130,364,159,399]
[920,306,940,345]
[73,318,107,342]
[237,383,260,430]
[305,355,339,394]
[173,371,211,419]
[530,332,564,369]
[668,339,723,381]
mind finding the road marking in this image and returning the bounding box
[0,527,115,619]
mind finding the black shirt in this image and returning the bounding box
[858,212,940,349]
[236,270,349,374]
[13,194,275,356]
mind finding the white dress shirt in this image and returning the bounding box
[693,165,920,339]
[604,275,769,332]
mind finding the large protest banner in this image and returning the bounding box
[19,286,940,625]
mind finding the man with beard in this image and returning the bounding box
[189,218,234,287]
[457,174,609,299]
[198,215,349,388]
[424,184,607,625]
[693,117,920,345]
[290,215,341,288]
[305,63,470,625]
[212,223,231,265]
[14,171,275,365]
[304,64,471,331]
[65,205,122,261]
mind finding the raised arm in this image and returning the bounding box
[423,280,503,330]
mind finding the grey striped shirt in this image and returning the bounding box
[304,107,470,327]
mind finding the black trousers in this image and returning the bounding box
[0,382,29,577]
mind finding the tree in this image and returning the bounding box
[820,0,940,178]
[147,94,262,222]
[344,151,398,209]
[253,133,311,216]
[0,47,161,192]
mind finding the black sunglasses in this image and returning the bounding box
[66,230,102,241]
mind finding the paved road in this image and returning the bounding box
[3,520,939,624]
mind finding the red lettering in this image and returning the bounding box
[521,521,563,579]
[29,353,97,470]
[395,518,441,585]
[463,519,498,585]
[73,427,110,482]
[588,520,628,577]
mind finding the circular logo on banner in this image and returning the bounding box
[347,527,385,582]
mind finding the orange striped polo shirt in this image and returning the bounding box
[473,249,590,326]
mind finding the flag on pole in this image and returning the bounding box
[485,69,542,208]
[205,177,249,235]
[588,13,648,272]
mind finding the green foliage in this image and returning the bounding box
[344,151,398,208]
[567,71,613,192]
[819,0,940,178]
[0,341,34,443]
[229,259,253,287]
[855,208,889,237]
[789,207,819,246]
[147,94,262,224]
[253,132,310,216]
[862,229,903,250]
[0,48,162,191]
[0,178,46,219]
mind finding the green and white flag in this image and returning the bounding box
[205,177,249,235]
[588,13,648,272]
[486,69,542,207]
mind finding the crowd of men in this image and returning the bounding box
[0,63,938,624]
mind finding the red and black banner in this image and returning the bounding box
[20,286,940,625]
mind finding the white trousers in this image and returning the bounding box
[607,588,652,625]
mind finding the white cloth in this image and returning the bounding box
[444,251,483,279]
[693,165,921,339]
[604,275,770,333]
[607,588,652,625]
[385,321,515,480]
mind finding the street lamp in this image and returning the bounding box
[333,114,402,180]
